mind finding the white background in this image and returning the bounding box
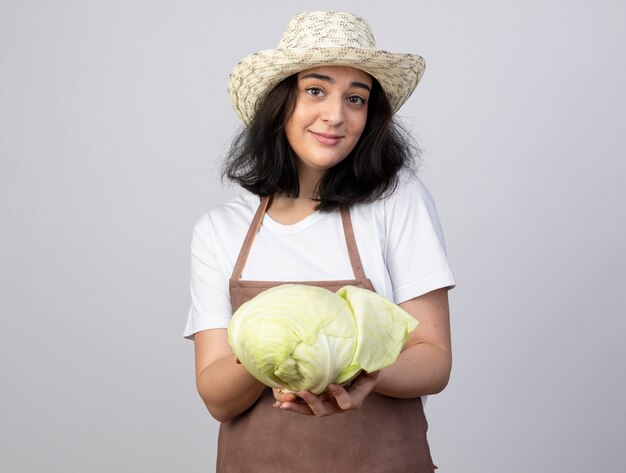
[1,1,625,471]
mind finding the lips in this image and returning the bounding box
[310,131,343,146]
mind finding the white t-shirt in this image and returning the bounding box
[184,171,455,339]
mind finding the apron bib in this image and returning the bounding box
[218,196,434,473]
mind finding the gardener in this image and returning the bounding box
[184,11,455,472]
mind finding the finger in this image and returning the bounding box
[328,384,356,410]
[352,370,379,391]
[316,390,332,402]
[331,372,378,411]
[298,391,338,417]
[272,388,297,403]
[350,373,378,399]
[277,400,314,415]
[281,392,297,402]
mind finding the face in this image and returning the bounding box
[284,66,372,178]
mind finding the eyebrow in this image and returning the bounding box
[299,73,372,92]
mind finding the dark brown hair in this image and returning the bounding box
[222,74,418,211]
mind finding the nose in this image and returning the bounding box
[320,96,344,126]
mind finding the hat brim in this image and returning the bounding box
[229,47,425,125]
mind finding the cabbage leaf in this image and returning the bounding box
[228,284,418,394]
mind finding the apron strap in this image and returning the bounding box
[231,196,366,281]
[231,195,272,280]
[340,206,368,280]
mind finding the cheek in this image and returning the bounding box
[284,106,308,138]
[284,116,299,146]
[349,112,368,138]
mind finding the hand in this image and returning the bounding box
[272,387,332,409]
[273,371,379,416]
[272,388,297,405]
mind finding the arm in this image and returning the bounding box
[372,175,453,396]
[373,287,452,397]
[194,328,265,422]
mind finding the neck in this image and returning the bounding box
[267,167,324,224]
[296,164,324,200]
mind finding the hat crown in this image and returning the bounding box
[277,11,377,50]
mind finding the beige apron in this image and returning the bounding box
[218,196,435,473]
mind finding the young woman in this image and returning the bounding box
[185,11,455,473]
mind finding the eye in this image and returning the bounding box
[347,95,367,106]
[306,87,324,97]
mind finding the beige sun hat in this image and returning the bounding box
[228,11,426,125]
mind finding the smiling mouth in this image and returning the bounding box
[310,131,343,146]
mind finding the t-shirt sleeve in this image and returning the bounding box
[183,213,233,339]
[383,172,456,304]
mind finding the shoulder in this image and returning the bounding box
[385,168,436,208]
[372,168,448,249]
[207,192,259,224]
[351,168,436,219]
[194,192,259,232]
[191,192,260,251]
[349,168,437,223]
[375,169,445,232]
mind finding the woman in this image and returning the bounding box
[185,11,455,473]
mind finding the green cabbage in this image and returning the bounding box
[227,284,418,394]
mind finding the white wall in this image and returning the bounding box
[1,1,624,471]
